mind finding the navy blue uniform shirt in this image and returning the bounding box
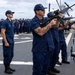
[58,29,65,41]
[51,27,59,42]
[14,21,19,28]
[30,16,54,52]
[19,20,23,27]
[1,18,14,44]
[0,22,1,28]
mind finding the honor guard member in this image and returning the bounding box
[47,13,61,75]
[58,13,70,64]
[1,10,15,74]
[49,25,60,73]
[30,4,57,75]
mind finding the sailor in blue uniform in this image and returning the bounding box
[26,19,31,33]
[19,19,23,33]
[30,4,57,75]
[24,20,28,33]
[14,19,19,34]
[1,10,15,74]
[58,16,70,64]
[46,12,61,75]
[0,19,4,33]
[58,27,70,64]
[49,26,60,73]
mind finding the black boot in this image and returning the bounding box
[56,61,62,65]
[47,70,56,75]
[51,68,60,73]
[62,60,70,64]
[4,64,13,74]
[4,69,13,74]
[9,67,16,72]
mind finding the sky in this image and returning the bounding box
[0,0,75,19]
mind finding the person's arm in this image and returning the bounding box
[70,23,75,30]
[63,20,71,28]
[1,21,9,46]
[18,24,20,28]
[58,20,71,30]
[58,27,63,30]
[1,28,9,46]
[58,23,64,30]
[34,19,57,36]
[58,13,69,30]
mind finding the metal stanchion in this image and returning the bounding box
[73,38,74,44]
[71,31,75,61]
[73,32,75,44]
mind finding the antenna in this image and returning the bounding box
[49,3,50,12]
[64,2,73,11]
[60,0,62,10]
[56,0,61,9]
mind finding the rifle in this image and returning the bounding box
[72,21,75,24]
[40,3,75,27]
[40,10,63,27]
[60,4,75,14]
[62,17,75,20]
[40,11,62,27]
[40,17,57,27]
[65,21,75,30]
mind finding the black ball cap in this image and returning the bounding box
[5,10,15,15]
[34,4,47,11]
